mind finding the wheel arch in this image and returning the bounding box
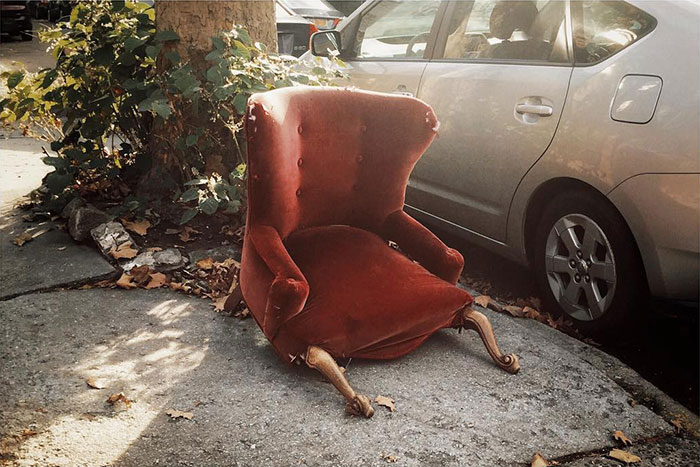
[522,177,646,289]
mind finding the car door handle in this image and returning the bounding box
[515,104,553,116]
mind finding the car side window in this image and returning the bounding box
[353,1,441,59]
[571,1,655,65]
[442,0,568,63]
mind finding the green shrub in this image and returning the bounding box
[0,0,344,222]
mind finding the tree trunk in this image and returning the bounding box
[156,1,277,65]
[141,1,277,198]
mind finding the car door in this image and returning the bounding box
[339,0,447,96]
[409,0,574,242]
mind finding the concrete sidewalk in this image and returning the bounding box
[0,137,697,466]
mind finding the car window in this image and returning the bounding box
[572,0,655,65]
[353,1,441,59]
[442,0,568,63]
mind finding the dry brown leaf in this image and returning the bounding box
[169,282,191,292]
[608,449,641,464]
[179,226,199,243]
[85,378,104,389]
[20,428,38,438]
[116,272,137,289]
[234,307,250,320]
[196,257,214,270]
[106,392,131,409]
[375,395,395,412]
[670,419,683,430]
[221,258,240,270]
[503,305,526,318]
[145,272,167,289]
[381,453,397,463]
[213,294,228,312]
[13,231,33,247]
[110,242,139,260]
[166,408,193,420]
[531,452,549,467]
[613,430,632,446]
[474,295,490,308]
[121,218,151,236]
[144,246,163,253]
[129,265,152,285]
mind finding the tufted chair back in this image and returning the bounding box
[245,86,439,239]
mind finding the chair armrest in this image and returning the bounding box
[382,210,464,284]
[248,224,309,339]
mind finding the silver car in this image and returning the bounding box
[309,0,700,334]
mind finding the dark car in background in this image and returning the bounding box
[1,1,32,41]
[281,0,344,30]
[276,1,320,57]
[27,0,73,22]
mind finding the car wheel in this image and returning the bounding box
[533,190,646,338]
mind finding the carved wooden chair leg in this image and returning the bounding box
[462,306,520,374]
[305,345,374,418]
[224,283,243,312]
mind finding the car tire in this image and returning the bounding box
[533,190,647,339]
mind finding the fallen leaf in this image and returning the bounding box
[144,246,163,253]
[608,449,641,464]
[116,272,137,289]
[166,409,193,420]
[85,378,104,389]
[381,453,397,463]
[169,282,191,292]
[106,392,131,409]
[670,419,683,430]
[179,226,199,243]
[503,305,526,318]
[196,257,214,270]
[110,242,139,260]
[375,395,395,412]
[145,272,167,289]
[13,231,33,246]
[221,258,240,270]
[613,430,632,446]
[474,295,490,308]
[20,429,37,438]
[234,307,250,320]
[121,218,151,236]
[213,294,228,312]
[129,265,152,285]
[531,452,549,467]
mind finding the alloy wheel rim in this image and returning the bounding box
[544,214,617,322]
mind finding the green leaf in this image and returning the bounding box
[233,93,248,115]
[199,196,219,215]
[179,208,198,225]
[124,37,147,51]
[45,172,73,194]
[211,36,226,50]
[7,71,25,89]
[179,187,200,202]
[185,134,198,147]
[151,100,172,119]
[164,51,180,64]
[41,156,69,169]
[155,30,180,42]
[145,44,162,59]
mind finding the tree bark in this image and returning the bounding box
[156,1,277,65]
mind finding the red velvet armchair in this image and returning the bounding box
[230,87,519,418]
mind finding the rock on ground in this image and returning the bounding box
[68,206,111,242]
[0,289,677,467]
[122,248,187,272]
[91,222,136,258]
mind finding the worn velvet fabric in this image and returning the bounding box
[240,86,472,362]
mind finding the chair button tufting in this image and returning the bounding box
[297,158,303,167]
[252,174,259,181]
[297,125,303,134]
[356,155,363,163]
[296,188,302,196]
[360,124,367,133]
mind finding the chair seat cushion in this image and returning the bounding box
[271,225,471,360]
